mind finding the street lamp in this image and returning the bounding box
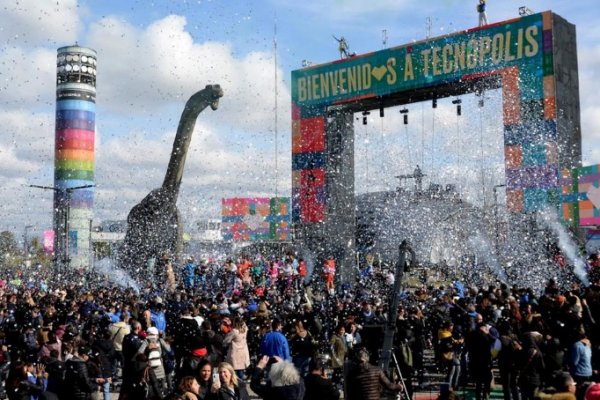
[29,184,95,273]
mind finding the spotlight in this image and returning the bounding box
[452,99,462,116]
[432,98,437,108]
[362,111,370,125]
[400,108,409,125]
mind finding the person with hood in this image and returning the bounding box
[251,355,305,400]
[345,348,403,400]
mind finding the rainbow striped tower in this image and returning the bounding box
[54,45,97,271]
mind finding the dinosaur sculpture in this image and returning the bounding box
[119,84,223,275]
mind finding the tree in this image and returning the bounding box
[0,231,22,269]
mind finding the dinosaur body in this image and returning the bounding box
[119,85,223,275]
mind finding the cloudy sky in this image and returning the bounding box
[1,0,599,236]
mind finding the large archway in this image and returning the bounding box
[291,11,581,281]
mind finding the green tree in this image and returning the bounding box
[0,231,22,269]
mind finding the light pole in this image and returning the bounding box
[23,225,33,257]
[29,184,95,273]
[493,184,506,255]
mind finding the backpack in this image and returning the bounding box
[399,342,413,368]
[146,342,162,368]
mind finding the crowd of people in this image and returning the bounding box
[0,251,597,400]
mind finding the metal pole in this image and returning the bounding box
[493,184,505,255]
[380,240,415,374]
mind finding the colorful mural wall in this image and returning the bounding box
[222,197,291,241]
[561,165,600,227]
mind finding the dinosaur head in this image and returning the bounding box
[206,84,223,110]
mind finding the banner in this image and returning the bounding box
[222,197,291,241]
[43,230,54,254]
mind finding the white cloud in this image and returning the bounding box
[0,0,80,47]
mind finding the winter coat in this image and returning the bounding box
[8,376,46,400]
[92,338,115,378]
[211,381,250,400]
[259,331,290,361]
[224,328,250,371]
[151,310,167,334]
[64,356,95,400]
[346,361,402,400]
[173,316,203,357]
[517,336,545,388]
[303,373,340,400]
[109,321,130,352]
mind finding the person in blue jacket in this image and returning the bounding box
[259,318,291,361]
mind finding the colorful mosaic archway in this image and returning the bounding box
[291,11,581,270]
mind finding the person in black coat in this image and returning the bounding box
[466,322,494,400]
[41,349,65,398]
[303,358,339,400]
[5,361,47,400]
[64,346,106,400]
[120,320,143,399]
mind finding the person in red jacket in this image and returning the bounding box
[323,258,336,295]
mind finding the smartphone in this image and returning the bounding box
[212,367,219,382]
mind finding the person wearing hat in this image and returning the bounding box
[137,326,171,397]
[585,383,600,400]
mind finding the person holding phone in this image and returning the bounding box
[210,362,250,400]
[251,355,305,400]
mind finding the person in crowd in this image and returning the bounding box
[137,326,171,398]
[537,372,577,400]
[119,320,143,400]
[251,355,305,400]
[345,348,403,400]
[329,324,347,392]
[568,332,593,388]
[223,316,250,380]
[110,312,130,381]
[209,361,250,400]
[289,320,314,378]
[196,360,214,400]
[518,331,546,400]
[259,319,290,361]
[6,361,48,400]
[303,357,339,400]
[64,345,107,400]
[177,376,200,400]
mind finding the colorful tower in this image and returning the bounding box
[54,45,97,271]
